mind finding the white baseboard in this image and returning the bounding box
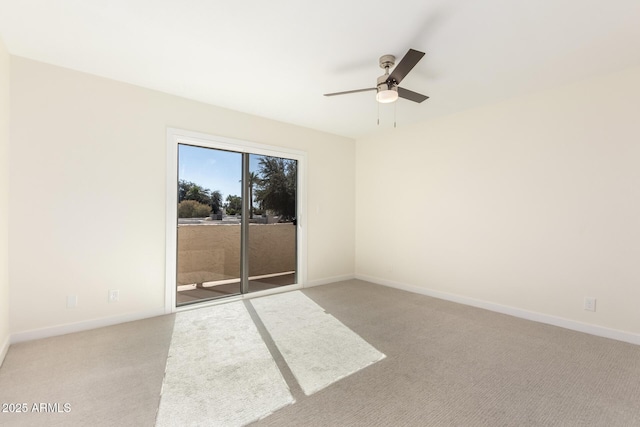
[356,274,640,347]
[305,274,355,288]
[10,276,355,344]
[0,334,9,367]
[10,308,166,344]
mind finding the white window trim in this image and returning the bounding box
[165,128,308,313]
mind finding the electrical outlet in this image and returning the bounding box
[108,289,119,303]
[67,295,78,308]
[584,297,596,312]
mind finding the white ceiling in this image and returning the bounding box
[1,0,639,139]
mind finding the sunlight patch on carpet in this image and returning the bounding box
[251,291,386,395]
[156,302,294,427]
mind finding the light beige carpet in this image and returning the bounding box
[156,302,294,427]
[2,280,640,426]
[0,315,175,427]
[250,291,385,395]
[254,280,640,426]
[157,291,385,425]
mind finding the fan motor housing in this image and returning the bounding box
[379,54,395,69]
[378,54,396,92]
[377,74,395,92]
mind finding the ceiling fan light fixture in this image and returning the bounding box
[323,49,428,105]
[376,88,398,103]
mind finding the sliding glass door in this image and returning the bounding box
[175,144,298,306]
[176,145,242,305]
[248,154,297,290]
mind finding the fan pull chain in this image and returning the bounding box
[394,100,397,128]
[377,101,380,125]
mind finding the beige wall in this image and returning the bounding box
[9,57,355,335]
[10,49,638,343]
[356,65,640,336]
[0,38,10,360]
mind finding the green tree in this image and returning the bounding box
[179,180,210,204]
[254,156,296,221]
[210,190,223,214]
[185,184,211,205]
[178,179,193,202]
[225,195,242,215]
[179,180,223,213]
[248,171,260,219]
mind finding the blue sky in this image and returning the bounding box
[178,144,261,201]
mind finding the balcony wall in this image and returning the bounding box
[177,223,296,286]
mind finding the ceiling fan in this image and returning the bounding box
[324,49,429,104]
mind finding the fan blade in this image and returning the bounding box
[398,87,429,103]
[388,49,425,85]
[324,88,376,97]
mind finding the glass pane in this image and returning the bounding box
[247,154,297,292]
[176,144,242,306]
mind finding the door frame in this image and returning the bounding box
[165,128,307,313]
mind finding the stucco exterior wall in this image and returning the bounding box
[177,223,295,286]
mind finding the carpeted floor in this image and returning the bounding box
[157,291,385,426]
[250,291,385,396]
[0,315,175,426]
[156,300,294,426]
[1,279,640,426]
